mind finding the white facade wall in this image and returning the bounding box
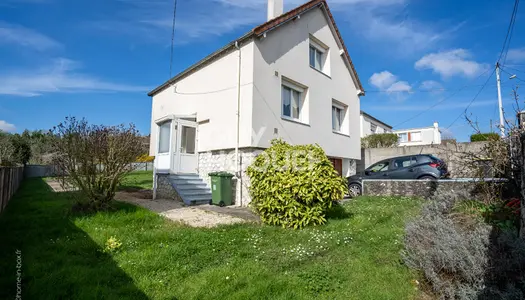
[251,7,361,161]
[394,124,441,146]
[360,115,392,138]
[149,42,255,155]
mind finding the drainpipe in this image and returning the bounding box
[235,41,242,206]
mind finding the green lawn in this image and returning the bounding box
[0,177,423,300]
[119,171,153,190]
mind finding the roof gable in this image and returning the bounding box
[253,0,363,93]
[148,0,364,97]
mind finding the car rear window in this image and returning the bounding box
[393,157,416,168]
[417,155,439,163]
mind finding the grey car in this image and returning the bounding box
[346,154,449,196]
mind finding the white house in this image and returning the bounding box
[394,122,441,146]
[148,0,365,206]
[360,111,393,138]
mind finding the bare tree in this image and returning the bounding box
[50,117,144,211]
[462,87,525,237]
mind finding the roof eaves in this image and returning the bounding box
[147,31,254,97]
[360,111,393,129]
[319,1,364,94]
[252,0,365,94]
[253,0,323,35]
[148,0,365,97]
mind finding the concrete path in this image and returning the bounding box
[115,192,259,228]
[45,179,78,192]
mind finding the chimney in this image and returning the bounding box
[267,0,284,21]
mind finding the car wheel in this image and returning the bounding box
[347,183,362,198]
[419,175,436,180]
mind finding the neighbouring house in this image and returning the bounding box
[394,122,441,146]
[360,111,393,138]
[148,0,364,206]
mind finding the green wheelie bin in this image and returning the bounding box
[208,172,234,207]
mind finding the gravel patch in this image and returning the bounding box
[115,191,254,228]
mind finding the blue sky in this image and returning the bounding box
[0,0,524,141]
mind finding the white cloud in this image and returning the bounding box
[335,0,464,55]
[90,0,412,44]
[0,120,16,132]
[369,71,397,90]
[89,0,459,58]
[369,71,411,93]
[419,80,443,91]
[365,18,441,53]
[415,49,487,78]
[386,81,411,93]
[506,48,525,63]
[0,58,149,97]
[0,22,60,51]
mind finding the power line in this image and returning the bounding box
[502,65,525,75]
[392,68,492,128]
[174,82,253,95]
[394,0,518,129]
[366,83,500,94]
[169,0,178,79]
[500,67,525,83]
[498,0,520,64]
[446,67,497,130]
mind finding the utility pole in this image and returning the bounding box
[496,63,505,137]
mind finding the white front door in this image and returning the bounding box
[174,119,198,174]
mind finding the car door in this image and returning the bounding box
[365,159,392,179]
[389,156,418,179]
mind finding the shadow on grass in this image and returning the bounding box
[118,180,152,192]
[0,178,149,299]
[477,228,525,299]
[326,202,353,220]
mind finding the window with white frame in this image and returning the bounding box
[158,121,171,154]
[370,123,377,134]
[332,102,346,132]
[282,81,304,121]
[309,46,323,71]
[411,131,422,141]
[309,36,328,73]
[398,132,408,143]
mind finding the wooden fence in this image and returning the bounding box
[0,167,24,214]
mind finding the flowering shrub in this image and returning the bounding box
[103,236,123,253]
[136,154,155,162]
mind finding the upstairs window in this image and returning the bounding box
[332,100,347,134]
[332,105,343,132]
[282,84,302,120]
[309,36,329,75]
[309,46,323,71]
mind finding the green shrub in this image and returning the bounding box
[470,133,500,142]
[403,189,525,298]
[246,139,346,229]
[361,133,398,148]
